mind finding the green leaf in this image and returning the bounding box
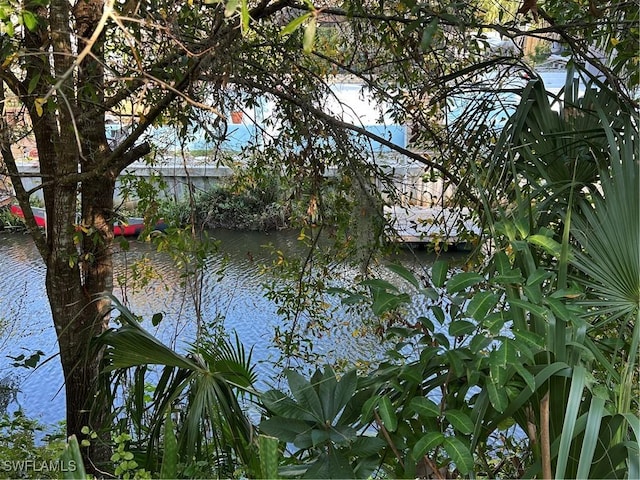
[302,17,316,53]
[420,17,439,50]
[493,251,511,275]
[287,370,324,421]
[350,436,386,457]
[311,429,330,446]
[444,409,474,435]
[378,396,397,432]
[400,364,423,385]
[489,350,507,386]
[526,268,553,286]
[418,316,434,331]
[258,435,280,480]
[576,395,606,480]
[513,363,535,392]
[412,431,444,459]
[513,328,546,351]
[240,0,249,33]
[431,260,448,287]
[422,288,439,301]
[361,278,400,292]
[315,366,337,420]
[329,425,356,445]
[445,349,466,376]
[224,0,239,17]
[434,332,450,349]
[151,312,163,327]
[260,416,311,443]
[483,311,507,334]
[448,320,476,337]
[497,338,519,365]
[100,323,198,371]
[281,12,312,36]
[432,305,446,324]
[469,334,492,353]
[523,284,542,304]
[544,297,574,322]
[556,365,587,480]
[386,263,420,288]
[466,292,499,321]
[443,436,475,474]
[294,430,313,449]
[409,397,440,418]
[361,396,378,423]
[497,417,516,431]
[446,272,484,293]
[60,436,86,479]
[332,369,357,420]
[341,293,366,305]
[262,390,314,421]
[528,234,562,257]
[27,72,40,94]
[486,380,508,413]
[508,298,549,319]
[371,291,411,316]
[22,11,38,31]
[304,449,354,479]
[515,216,530,239]
[160,414,177,479]
[493,267,523,285]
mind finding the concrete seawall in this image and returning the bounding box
[17,158,453,208]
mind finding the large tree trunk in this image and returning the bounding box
[46,212,112,470]
[6,0,196,471]
[44,0,115,471]
[46,179,116,473]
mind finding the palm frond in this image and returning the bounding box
[97,297,258,476]
[570,112,639,324]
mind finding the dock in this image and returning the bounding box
[385,205,481,246]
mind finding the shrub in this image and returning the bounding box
[0,411,66,479]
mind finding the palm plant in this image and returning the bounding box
[483,65,632,227]
[570,126,639,439]
[354,67,638,478]
[260,365,385,479]
[472,69,640,478]
[97,296,259,478]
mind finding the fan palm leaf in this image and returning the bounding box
[98,295,258,476]
[486,66,632,226]
[569,94,639,436]
[570,121,639,325]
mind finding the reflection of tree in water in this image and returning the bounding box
[0,376,18,413]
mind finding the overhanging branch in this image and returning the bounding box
[238,78,480,206]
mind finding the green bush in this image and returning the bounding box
[160,176,291,231]
[0,411,66,479]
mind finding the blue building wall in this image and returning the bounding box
[147,122,405,155]
[108,84,407,156]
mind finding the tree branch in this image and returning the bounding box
[238,77,480,206]
[0,144,49,259]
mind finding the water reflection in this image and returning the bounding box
[0,229,459,428]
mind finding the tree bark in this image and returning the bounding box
[42,0,115,471]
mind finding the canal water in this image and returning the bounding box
[0,229,454,429]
